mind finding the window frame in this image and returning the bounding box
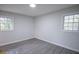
[0,16,14,32]
[63,14,79,32]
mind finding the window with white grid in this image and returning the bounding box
[64,14,79,31]
[0,16,14,31]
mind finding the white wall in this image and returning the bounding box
[0,11,34,46]
[35,5,79,52]
[0,5,79,52]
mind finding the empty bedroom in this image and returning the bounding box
[0,4,79,54]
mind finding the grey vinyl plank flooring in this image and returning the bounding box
[0,38,78,54]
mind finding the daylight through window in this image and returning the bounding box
[64,14,79,31]
[0,16,14,31]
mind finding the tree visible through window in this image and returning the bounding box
[0,16,14,31]
[64,14,79,31]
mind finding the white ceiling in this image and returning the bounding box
[0,4,76,17]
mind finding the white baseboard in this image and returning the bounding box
[0,36,79,53]
[35,37,79,52]
[0,36,34,47]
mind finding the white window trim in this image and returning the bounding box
[0,16,14,32]
[63,14,79,32]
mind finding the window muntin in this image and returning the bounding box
[0,16,14,31]
[64,14,79,31]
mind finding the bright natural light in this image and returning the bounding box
[64,14,79,31]
[0,16,14,31]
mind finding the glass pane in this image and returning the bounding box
[64,14,79,31]
[69,15,73,19]
[64,26,69,30]
[69,19,74,22]
[0,17,4,21]
[0,17,14,31]
[68,26,73,30]
[64,23,68,26]
[74,14,79,18]
[68,23,73,27]
[10,23,14,30]
[73,26,78,30]
[73,23,78,27]
[1,23,5,31]
[74,19,79,22]
[64,19,69,22]
[64,16,69,20]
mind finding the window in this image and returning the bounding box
[0,16,14,31]
[64,14,79,31]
